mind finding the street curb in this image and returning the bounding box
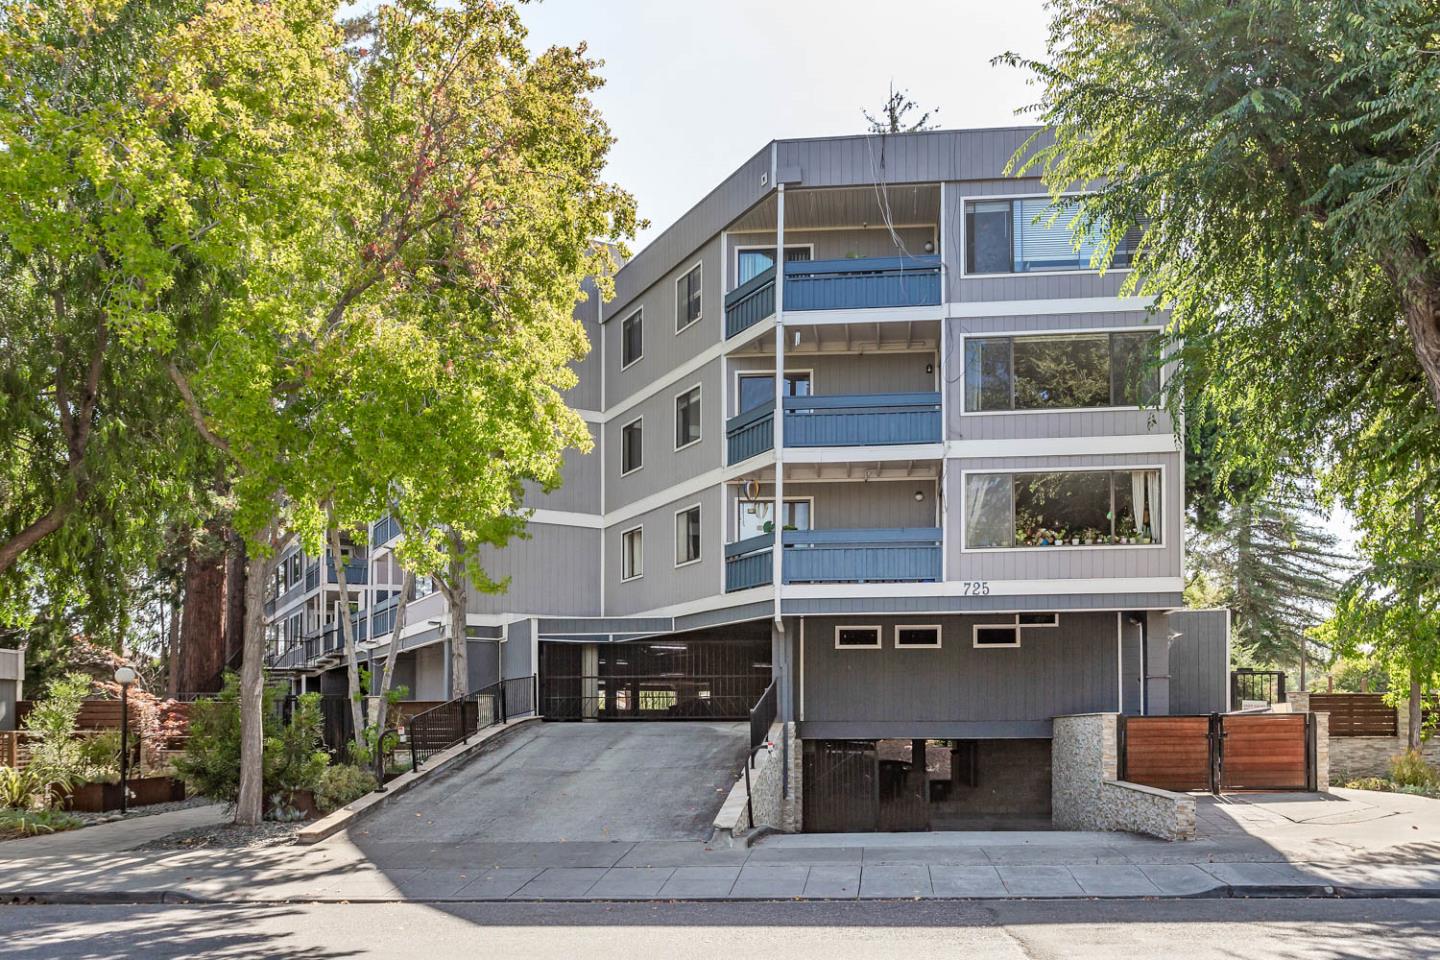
[7,884,1438,907]
[295,716,541,846]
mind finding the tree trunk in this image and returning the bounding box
[224,535,248,672]
[179,529,228,694]
[165,593,183,699]
[235,548,269,826]
[371,569,415,783]
[1409,671,1424,752]
[447,565,468,700]
[326,523,367,757]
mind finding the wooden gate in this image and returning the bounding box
[1120,713,1315,793]
[1119,715,1214,791]
[1220,714,1311,791]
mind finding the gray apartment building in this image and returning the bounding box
[266,126,1229,831]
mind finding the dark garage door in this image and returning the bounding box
[539,634,771,721]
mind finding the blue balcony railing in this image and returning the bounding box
[372,514,401,548]
[724,255,942,338]
[724,528,943,592]
[726,392,942,464]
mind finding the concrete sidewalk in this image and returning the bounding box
[3,789,1438,904]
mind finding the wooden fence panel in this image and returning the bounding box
[1308,694,1397,737]
[1120,716,1213,791]
[1221,714,1310,791]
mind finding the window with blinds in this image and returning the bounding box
[965,197,1142,274]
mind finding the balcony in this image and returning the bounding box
[372,514,401,548]
[724,528,943,592]
[725,255,942,339]
[727,392,942,464]
[368,593,399,640]
[304,555,369,591]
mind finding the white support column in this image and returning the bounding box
[772,183,786,625]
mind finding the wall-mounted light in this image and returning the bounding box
[924,240,935,253]
[914,490,925,502]
[925,362,934,375]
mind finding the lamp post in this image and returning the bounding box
[113,666,137,814]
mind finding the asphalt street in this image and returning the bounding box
[2,898,1439,959]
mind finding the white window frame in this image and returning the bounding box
[619,524,644,582]
[732,243,815,288]
[673,382,703,451]
[731,493,815,541]
[972,624,1021,648]
[957,324,1167,417]
[958,463,1168,554]
[957,191,1138,280]
[673,503,702,568]
[619,416,644,477]
[834,625,882,650]
[732,367,815,417]
[675,260,703,334]
[894,624,942,650]
[620,307,644,370]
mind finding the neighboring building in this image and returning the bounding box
[267,127,1229,829]
[0,647,22,731]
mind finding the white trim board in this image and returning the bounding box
[946,297,1155,318]
[946,435,1180,458]
[781,577,1184,599]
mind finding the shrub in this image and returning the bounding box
[1390,750,1439,789]
[0,808,84,840]
[0,766,48,810]
[176,675,330,810]
[314,764,378,813]
[1342,776,1391,792]
[21,673,95,807]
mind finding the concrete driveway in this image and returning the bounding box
[355,720,749,846]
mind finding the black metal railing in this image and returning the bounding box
[750,680,777,752]
[407,675,537,773]
[1232,668,1287,705]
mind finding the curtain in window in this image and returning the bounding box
[1128,469,1162,538]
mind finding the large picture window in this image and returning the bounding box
[964,469,1162,548]
[965,197,1142,274]
[963,331,1160,412]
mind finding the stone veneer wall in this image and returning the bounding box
[1052,713,1196,841]
[712,722,801,837]
[1287,692,1439,780]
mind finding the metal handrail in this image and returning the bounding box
[407,675,537,773]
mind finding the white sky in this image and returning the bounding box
[520,0,1052,248]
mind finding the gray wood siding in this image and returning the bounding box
[521,423,600,515]
[775,128,1043,190]
[605,235,723,409]
[729,352,937,415]
[465,524,601,617]
[946,451,1184,582]
[603,357,722,513]
[565,277,603,412]
[604,484,723,617]
[799,612,1120,727]
[729,481,937,538]
[1165,609,1230,714]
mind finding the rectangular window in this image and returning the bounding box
[676,263,702,331]
[896,625,941,649]
[974,625,1021,648]
[735,497,811,540]
[620,418,642,475]
[737,372,811,414]
[964,469,1162,548]
[675,385,701,449]
[621,309,643,368]
[675,505,701,566]
[621,527,643,581]
[736,245,812,285]
[1018,613,1059,626]
[963,331,1159,412]
[965,197,1142,275]
[835,626,882,649]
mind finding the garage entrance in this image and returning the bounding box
[538,632,771,721]
[802,738,1053,832]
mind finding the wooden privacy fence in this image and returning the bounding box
[0,731,32,770]
[1308,693,1398,737]
[1120,713,1316,793]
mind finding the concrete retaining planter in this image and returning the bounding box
[1053,713,1196,841]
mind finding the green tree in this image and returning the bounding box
[1001,0,1440,694]
[155,0,634,822]
[864,82,938,134]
